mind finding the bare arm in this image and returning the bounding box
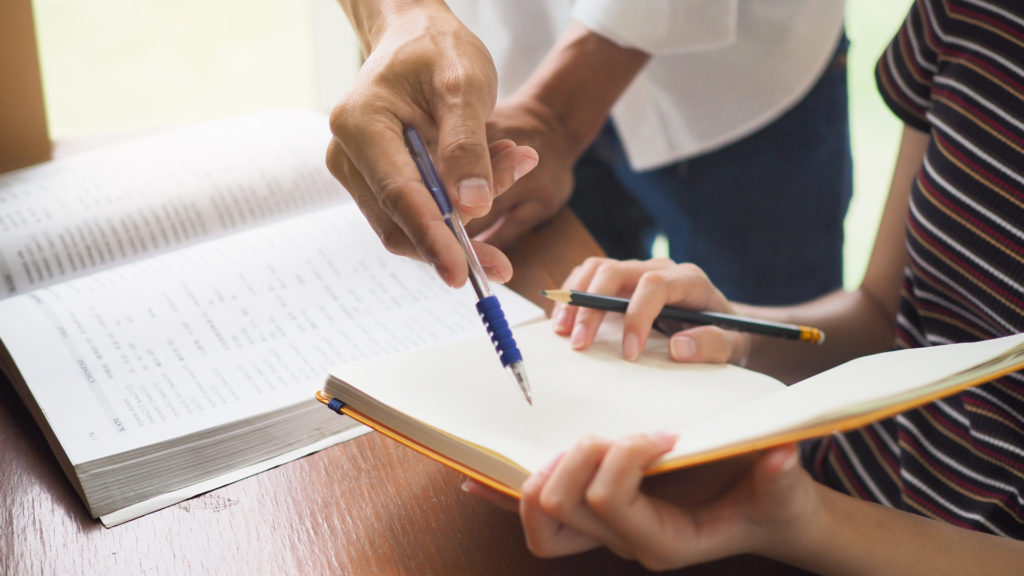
[469,22,650,247]
[775,482,1024,576]
[553,125,930,381]
[738,125,928,381]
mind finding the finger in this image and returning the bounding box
[535,437,632,555]
[434,97,497,219]
[622,263,733,362]
[571,259,675,352]
[621,267,681,361]
[520,458,603,558]
[471,239,513,284]
[550,257,610,335]
[753,443,805,502]
[461,477,519,512]
[489,144,538,198]
[326,138,420,261]
[329,112,468,287]
[585,432,680,553]
[474,200,551,250]
[489,138,516,157]
[668,325,749,365]
[464,144,539,239]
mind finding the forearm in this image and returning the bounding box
[509,21,650,159]
[773,484,1024,576]
[732,127,930,382]
[336,0,449,54]
[734,288,896,383]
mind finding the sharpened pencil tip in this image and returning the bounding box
[539,290,548,297]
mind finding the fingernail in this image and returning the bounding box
[670,335,696,359]
[623,333,640,361]
[484,266,506,284]
[513,158,537,181]
[457,178,491,208]
[460,479,470,492]
[554,310,570,331]
[646,431,679,448]
[540,452,564,474]
[570,323,587,350]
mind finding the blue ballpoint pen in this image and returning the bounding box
[403,126,533,405]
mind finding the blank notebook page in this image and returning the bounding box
[328,319,784,472]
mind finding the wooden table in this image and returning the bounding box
[0,209,814,575]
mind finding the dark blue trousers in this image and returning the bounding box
[569,38,852,306]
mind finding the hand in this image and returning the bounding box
[463,98,575,249]
[464,435,822,570]
[552,258,750,364]
[327,3,539,288]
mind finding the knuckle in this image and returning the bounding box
[439,131,489,164]
[678,262,707,279]
[328,98,360,136]
[374,225,408,256]
[584,483,614,514]
[538,491,571,517]
[639,270,670,289]
[593,262,617,282]
[582,256,608,271]
[375,178,416,218]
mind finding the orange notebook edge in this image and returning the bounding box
[315,391,522,499]
[316,354,1024,490]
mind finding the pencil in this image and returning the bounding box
[541,290,825,345]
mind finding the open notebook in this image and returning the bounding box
[0,110,544,524]
[321,319,1024,496]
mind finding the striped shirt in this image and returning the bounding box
[802,0,1024,538]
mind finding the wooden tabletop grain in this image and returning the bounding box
[0,208,815,575]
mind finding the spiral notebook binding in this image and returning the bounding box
[475,295,522,367]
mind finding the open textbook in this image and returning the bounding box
[0,110,544,525]
[321,319,1024,496]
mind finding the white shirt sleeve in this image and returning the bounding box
[571,0,738,56]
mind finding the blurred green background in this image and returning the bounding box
[33,0,915,290]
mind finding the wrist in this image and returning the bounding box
[342,0,452,55]
[510,21,648,158]
[756,481,839,570]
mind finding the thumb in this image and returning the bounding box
[752,443,807,515]
[668,325,749,364]
[435,106,495,219]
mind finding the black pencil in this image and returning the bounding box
[541,289,825,345]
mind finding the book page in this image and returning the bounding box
[0,203,543,464]
[328,320,786,473]
[663,334,1024,462]
[0,110,348,299]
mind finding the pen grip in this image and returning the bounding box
[476,295,522,367]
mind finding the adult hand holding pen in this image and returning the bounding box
[327,0,538,288]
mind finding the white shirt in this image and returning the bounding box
[446,0,846,172]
